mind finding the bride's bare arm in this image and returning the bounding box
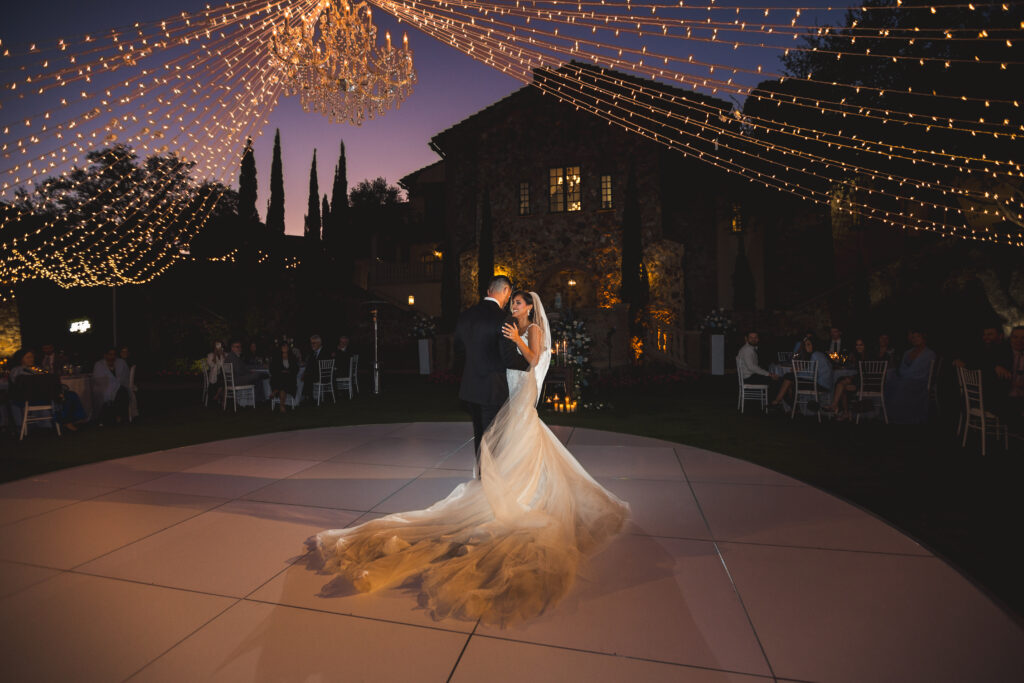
[502,323,541,366]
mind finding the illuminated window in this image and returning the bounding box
[600,174,613,210]
[549,166,581,212]
[518,181,530,216]
[548,167,564,212]
[566,166,581,212]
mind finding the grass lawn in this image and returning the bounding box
[3,373,1022,621]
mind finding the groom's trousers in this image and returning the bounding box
[469,402,502,475]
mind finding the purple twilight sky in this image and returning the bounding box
[4,1,845,235]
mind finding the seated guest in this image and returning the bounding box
[1005,326,1024,432]
[225,340,262,400]
[270,341,300,413]
[826,326,845,355]
[93,348,130,425]
[772,337,832,407]
[828,337,868,420]
[118,346,133,367]
[8,349,40,383]
[38,343,68,376]
[792,329,815,355]
[737,331,774,386]
[876,333,896,363]
[885,328,938,424]
[242,340,263,368]
[953,325,1011,413]
[205,340,226,404]
[303,334,330,397]
[333,334,354,373]
[8,350,52,430]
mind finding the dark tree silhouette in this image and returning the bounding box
[477,189,495,300]
[325,140,348,260]
[304,149,320,243]
[266,129,285,237]
[321,194,330,241]
[237,137,258,226]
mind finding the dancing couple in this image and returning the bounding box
[312,276,629,625]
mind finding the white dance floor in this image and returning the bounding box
[1,422,1021,682]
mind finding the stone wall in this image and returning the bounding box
[0,299,21,359]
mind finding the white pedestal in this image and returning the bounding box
[710,334,725,376]
[418,338,432,375]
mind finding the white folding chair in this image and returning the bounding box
[222,363,255,412]
[735,357,768,413]
[313,359,336,405]
[958,367,1008,456]
[776,351,793,363]
[127,365,139,423]
[17,374,62,441]
[791,359,820,421]
[352,354,360,395]
[335,356,357,399]
[856,360,889,424]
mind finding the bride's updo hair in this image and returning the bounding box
[510,290,535,322]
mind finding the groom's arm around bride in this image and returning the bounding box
[455,276,529,469]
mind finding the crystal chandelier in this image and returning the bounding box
[270,0,416,125]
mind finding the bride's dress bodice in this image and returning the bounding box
[314,320,627,627]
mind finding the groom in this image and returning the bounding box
[456,275,530,474]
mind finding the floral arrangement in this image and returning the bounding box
[410,314,438,339]
[549,317,594,399]
[549,318,592,368]
[699,307,735,333]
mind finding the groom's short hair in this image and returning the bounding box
[487,275,513,294]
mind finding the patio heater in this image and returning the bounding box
[364,300,388,395]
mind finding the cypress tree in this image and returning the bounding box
[266,129,285,236]
[620,167,648,357]
[237,137,258,225]
[326,140,348,258]
[304,149,320,242]
[477,188,494,299]
[321,194,330,241]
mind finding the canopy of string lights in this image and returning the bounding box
[0,0,1021,300]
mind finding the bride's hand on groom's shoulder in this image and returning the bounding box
[502,322,520,343]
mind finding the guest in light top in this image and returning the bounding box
[205,340,226,405]
[884,328,937,424]
[737,331,773,386]
[93,347,130,425]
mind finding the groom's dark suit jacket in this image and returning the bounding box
[456,299,529,406]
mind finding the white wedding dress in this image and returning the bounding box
[313,294,630,626]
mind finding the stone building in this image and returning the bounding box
[403,64,779,366]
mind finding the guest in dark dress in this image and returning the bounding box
[828,337,868,420]
[270,341,299,413]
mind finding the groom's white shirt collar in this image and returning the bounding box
[484,296,500,306]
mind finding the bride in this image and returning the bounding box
[312,290,630,626]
